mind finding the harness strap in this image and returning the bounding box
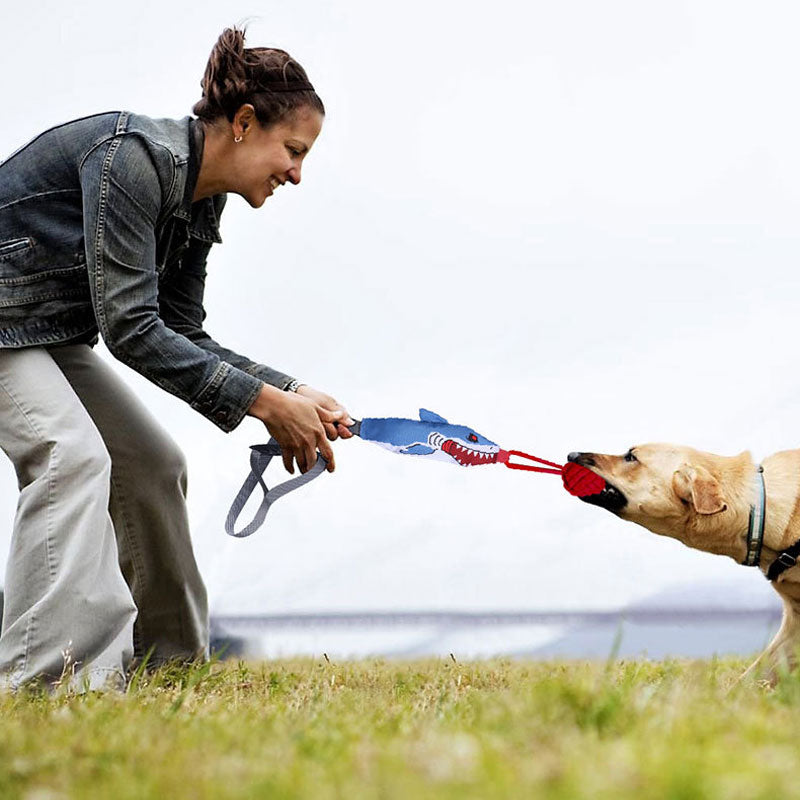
[225,440,328,538]
[767,539,800,582]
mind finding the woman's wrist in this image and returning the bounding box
[247,383,285,422]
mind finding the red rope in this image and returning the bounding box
[497,449,606,497]
[498,449,562,474]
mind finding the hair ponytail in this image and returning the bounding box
[193,26,324,126]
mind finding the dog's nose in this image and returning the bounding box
[567,452,596,467]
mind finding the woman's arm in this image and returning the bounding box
[158,224,295,390]
[79,134,340,472]
[159,211,354,445]
[80,134,262,432]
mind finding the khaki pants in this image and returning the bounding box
[0,345,208,690]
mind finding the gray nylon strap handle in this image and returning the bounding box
[225,439,328,538]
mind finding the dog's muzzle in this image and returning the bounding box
[567,452,628,513]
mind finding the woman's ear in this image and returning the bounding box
[672,465,727,514]
[232,104,256,140]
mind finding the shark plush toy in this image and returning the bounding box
[225,409,603,537]
[351,408,505,467]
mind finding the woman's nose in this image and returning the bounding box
[286,164,302,185]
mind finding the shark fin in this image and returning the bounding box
[400,444,436,455]
[419,408,449,424]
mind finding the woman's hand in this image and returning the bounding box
[295,385,355,441]
[247,384,343,474]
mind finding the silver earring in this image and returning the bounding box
[234,135,243,143]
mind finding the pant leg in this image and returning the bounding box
[48,345,209,664]
[0,347,137,690]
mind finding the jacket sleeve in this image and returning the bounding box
[158,197,296,392]
[80,133,265,432]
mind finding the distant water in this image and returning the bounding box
[2,586,782,661]
[210,608,782,660]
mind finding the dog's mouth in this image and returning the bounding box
[566,452,628,513]
[577,480,628,513]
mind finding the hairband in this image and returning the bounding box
[256,81,315,93]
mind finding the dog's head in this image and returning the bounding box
[567,444,750,557]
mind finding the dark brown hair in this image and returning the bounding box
[193,27,324,126]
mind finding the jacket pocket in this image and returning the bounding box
[0,237,33,260]
[0,236,88,308]
[0,236,85,284]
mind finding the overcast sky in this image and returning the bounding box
[0,0,797,614]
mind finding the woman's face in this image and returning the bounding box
[231,105,324,208]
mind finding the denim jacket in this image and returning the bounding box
[0,111,294,432]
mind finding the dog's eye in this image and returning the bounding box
[624,449,638,463]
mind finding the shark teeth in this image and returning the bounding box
[440,439,498,467]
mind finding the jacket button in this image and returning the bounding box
[214,411,227,423]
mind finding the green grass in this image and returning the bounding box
[2,655,800,799]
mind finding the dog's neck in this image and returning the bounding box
[760,450,800,557]
[682,451,800,567]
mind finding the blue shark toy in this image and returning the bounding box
[352,408,505,467]
[225,409,575,537]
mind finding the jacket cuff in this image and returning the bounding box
[191,362,264,432]
[245,363,296,392]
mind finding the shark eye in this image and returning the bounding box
[468,434,478,443]
[624,449,638,463]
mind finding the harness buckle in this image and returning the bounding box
[777,552,797,569]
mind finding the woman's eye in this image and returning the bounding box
[624,449,638,463]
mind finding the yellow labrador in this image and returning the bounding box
[567,445,800,682]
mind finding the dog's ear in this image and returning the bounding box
[672,465,727,514]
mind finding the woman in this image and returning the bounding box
[0,27,352,690]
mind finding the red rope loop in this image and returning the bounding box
[498,449,563,474]
[498,449,606,497]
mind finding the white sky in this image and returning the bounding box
[0,0,797,614]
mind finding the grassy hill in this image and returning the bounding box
[1,656,799,799]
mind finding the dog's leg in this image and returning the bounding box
[739,597,800,686]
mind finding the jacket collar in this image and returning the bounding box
[173,118,223,244]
